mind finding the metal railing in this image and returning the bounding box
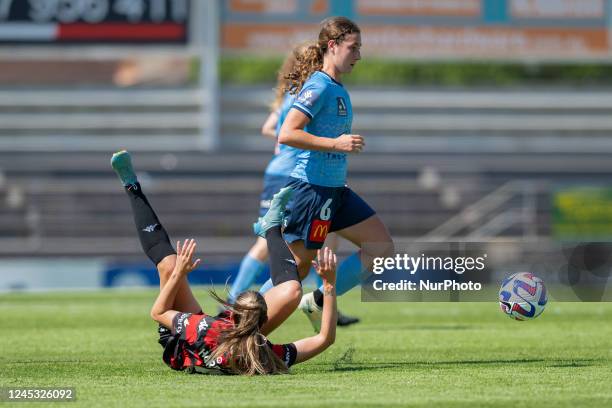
[421,180,544,242]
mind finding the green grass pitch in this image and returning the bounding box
[1,289,611,407]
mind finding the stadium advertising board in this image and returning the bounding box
[509,0,605,18]
[356,0,482,17]
[222,0,610,60]
[0,0,188,43]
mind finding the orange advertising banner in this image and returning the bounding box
[223,24,318,53]
[223,24,608,58]
[362,26,608,58]
[509,0,605,19]
[357,0,481,17]
[228,0,299,14]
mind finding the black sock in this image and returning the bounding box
[125,183,175,265]
[265,226,299,285]
[312,289,324,308]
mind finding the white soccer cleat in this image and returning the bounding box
[298,292,322,333]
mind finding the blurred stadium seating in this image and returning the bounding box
[4,80,612,259]
[1,0,611,295]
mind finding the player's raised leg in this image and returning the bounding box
[111,150,202,314]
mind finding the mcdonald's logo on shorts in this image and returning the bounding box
[309,219,331,243]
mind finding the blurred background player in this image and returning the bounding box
[227,41,359,327]
[255,17,394,333]
[112,150,339,375]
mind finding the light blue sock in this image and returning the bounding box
[320,251,362,296]
[229,255,266,303]
[259,278,273,294]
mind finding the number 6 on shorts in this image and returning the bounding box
[319,198,332,221]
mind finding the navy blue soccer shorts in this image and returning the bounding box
[282,177,375,249]
[259,174,290,217]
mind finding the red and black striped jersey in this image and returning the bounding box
[162,311,297,374]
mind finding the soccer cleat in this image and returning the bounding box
[111,150,138,187]
[337,310,360,327]
[253,186,293,237]
[298,291,322,333]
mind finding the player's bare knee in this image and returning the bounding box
[156,255,176,280]
[287,281,303,306]
[279,280,302,307]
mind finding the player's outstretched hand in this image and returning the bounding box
[174,238,201,276]
[334,134,364,153]
[312,247,337,285]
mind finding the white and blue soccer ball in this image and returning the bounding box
[499,272,548,321]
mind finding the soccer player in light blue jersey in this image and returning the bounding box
[229,42,360,327]
[256,17,395,333]
[226,52,300,306]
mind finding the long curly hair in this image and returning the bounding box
[271,40,316,111]
[208,290,288,375]
[284,16,361,95]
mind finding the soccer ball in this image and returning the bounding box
[498,272,547,320]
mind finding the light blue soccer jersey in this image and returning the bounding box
[289,71,353,187]
[264,93,301,177]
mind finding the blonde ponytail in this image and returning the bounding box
[209,290,288,375]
